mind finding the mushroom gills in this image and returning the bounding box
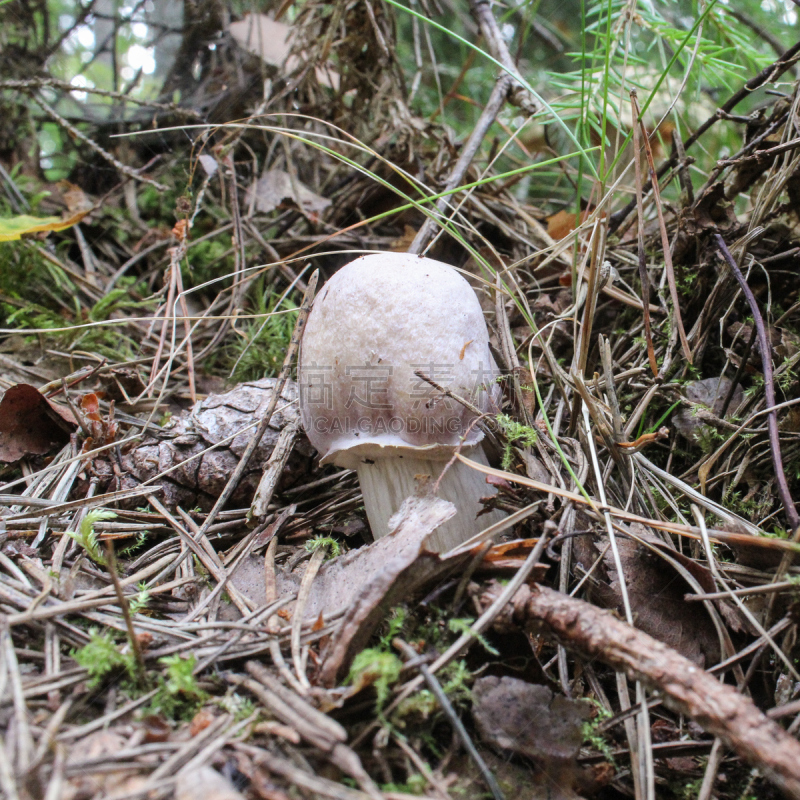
[356,444,506,553]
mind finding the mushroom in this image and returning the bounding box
[298,252,506,552]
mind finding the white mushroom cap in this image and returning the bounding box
[299,253,501,470]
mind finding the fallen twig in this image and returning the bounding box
[479,581,800,800]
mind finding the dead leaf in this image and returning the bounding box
[472,676,591,799]
[176,766,246,800]
[141,714,171,743]
[473,675,589,761]
[693,182,737,231]
[547,209,580,240]
[390,224,418,252]
[189,708,216,736]
[247,169,331,217]
[0,384,77,462]
[546,208,597,240]
[478,538,551,576]
[228,13,340,90]
[573,528,721,666]
[0,210,92,242]
[672,376,743,441]
[57,181,94,215]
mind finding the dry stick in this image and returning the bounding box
[718,135,800,166]
[28,93,166,191]
[609,39,800,233]
[103,540,146,686]
[482,581,800,800]
[291,544,327,690]
[630,91,659,378]
[147,250,180,395]
[408,74,513,255]
[468,0,539,114]
[1,78,203,118]
[714,234,799,533]
[171,250,197,403]
[633,92,691,364]
[394,639,506,800]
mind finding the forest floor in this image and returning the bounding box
[2,2,800,799]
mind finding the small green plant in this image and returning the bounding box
[72,629,136,688]
[380,775,427,795]
[120,531,149,559]
[448,617,498,655]
[218,692,258,721]
[305,535,342,558]
[581,698,615,766]
[150,654,207,719]
[495,413,538,469]
[394,660,473,723]
[226,279,298,381]
[379,607,408,649]
[128,582,151,615]
[67,509,117,567]
[677,777,704,800]
[348,648,403,719]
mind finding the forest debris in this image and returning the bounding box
[672,376,744,441]
[0,209,93,242]
[228,665,381,800]
[63,730,147,800]
[91,378,309,510]
[472,676,591,795]
[0,383,76,462]
[229,484,462,627]
[595,533,720,664]
[247,169,331,216]
[175,766,246,800]
[315,488,471,685]
[481,580,800,800]
[228,14,340,89]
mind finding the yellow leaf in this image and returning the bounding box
[0,210,91,242]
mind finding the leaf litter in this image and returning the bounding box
[2,2,800,800]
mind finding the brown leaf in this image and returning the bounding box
[57,181,94,215]
[546,209,580,240]
[693,182,737,231]
[478,538,550,576]
[473,676,589,761]
[672,376,743,441]
[247,169,331,217]
[472,675,591,798]
[141,714,171,743]
[0,384,77,462]
[572,523,721,666]
[389,224,418,252]
[189,708,217,737]
[316,486,471,685]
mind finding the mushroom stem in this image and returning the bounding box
[356,445,506,552]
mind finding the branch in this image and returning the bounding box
[480,581,800,800]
